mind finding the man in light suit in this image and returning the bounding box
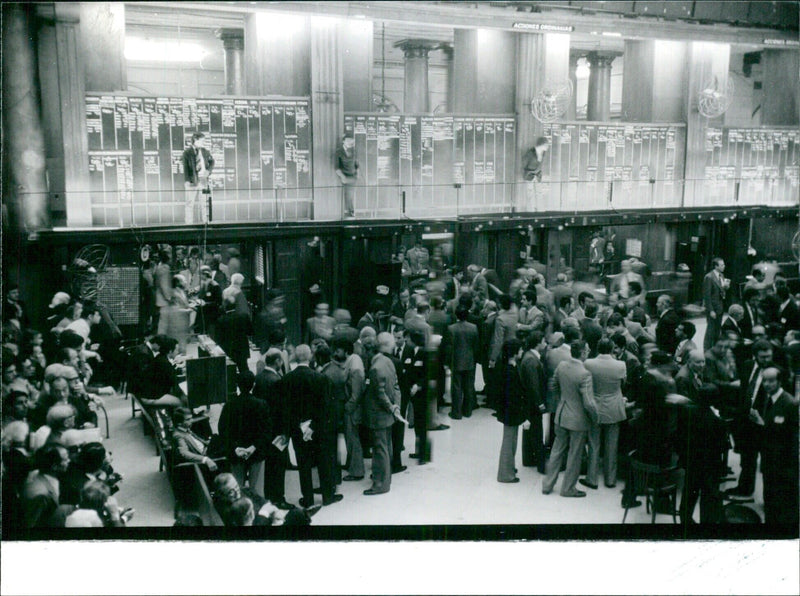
[758,367,799,526]
[519,331,548,472]
[703,257,728,350]
[583,338,627,489]
[489,294,519,369]
[363,332,404,495]
[542,339,599,498]
[443,306,479,419]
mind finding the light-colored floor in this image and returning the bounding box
[105,316,765,527]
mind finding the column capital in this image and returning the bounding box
[216,28,245,51]
[394,38,440,59]
[439,42,454,60]
[587,51,621,69]
[36,3,80,24]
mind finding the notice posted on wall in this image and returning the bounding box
[625,238,642,258]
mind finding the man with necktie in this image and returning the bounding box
[702,257,729,351]
[725,340,777,499]
[182,132,215,225]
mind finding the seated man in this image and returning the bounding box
[21,443,72,528]
[65,480,134,528]
[137,335,185,409]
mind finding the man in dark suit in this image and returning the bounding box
[363,333,404,495]
[726,340,776,499]
[776,285,800,332]
[720,304,745,345]
[757,367,799,526]
[655,294,681,357]
[282,345,342,507]
[389,334,409,475]
[542,340,598,498]
[579,302,603,357]
[740,288,760,340]
[519,331,548,472]
[703,257,729,351]
[215,297,252,376]
[443,306,479,419]
[218,371,270,499]
[252,349,291,509]
[675,349,709,403]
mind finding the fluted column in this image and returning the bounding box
[217,28,245,95]
[37,2,91,227]
[395,39,439,113]
[567,53,579,120]
[79,2,126,92]
[586,51,618,121]
[2,3,50,233]
[310,20,343,220]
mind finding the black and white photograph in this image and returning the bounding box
[1,1,799,594]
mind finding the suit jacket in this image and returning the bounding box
[519,350,546,417]
[702,270,726,317]
[182,145,215,185]
[584,354,627,424]
[489,309,519,363]
[172,426,208,464]
[144,353,178,400]
[580,317,603,357]
[675,365,705,403]
[740,305,757,340]
[154,262,173,307]
[343,353,366,424]
[282,365,328,437]
[552,358,598,432]
[761,389,799,480]
[21,472,61,528]
[215,311,252,365]
[364,352,400,429]
[427,309,450,337]
[496,363,529,427]
[445,320,479,372]
[218,392,271,461]
[656,308,681,355]
[545,344,572,412]
[778,299,800,331]
[356,312,379,333]
[720,316,743,343]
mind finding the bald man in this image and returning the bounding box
[282,344,341,507]
[756,368,798,526]
[363,332,404,495]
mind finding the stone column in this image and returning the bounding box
[622,40,688,122]
[441,43,454,113]
[217,28,245,96]
[37,2,91,227]
[79,2,126,92]
[1,3,50,233]
[567,53,579,120]
[310,20,343,220]
[395,39,439,113]
[514,32,570,211]
[244,12,310,96]
[761,49,800,125]
[684,42,730,207]
[586,51,618,121]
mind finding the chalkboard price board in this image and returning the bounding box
[86,94,313,226]
[344,113,516,217]
[702,126,799,207]
[540,122,686,212]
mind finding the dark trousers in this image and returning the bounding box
[369,426,393,493]
[451,368,475,418]
[316,431,338,500]
[735,422,761,495]
[262,445,286,503]
[412,395,430,462]
[391,420,405,470]
[704,314,721,351]
[680,469,722,524]
[290,431,316,504]
[522,413,546,472]
[763,473,799,526]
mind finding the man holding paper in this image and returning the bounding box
[363,332,406,495]
[282,345,343,507]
